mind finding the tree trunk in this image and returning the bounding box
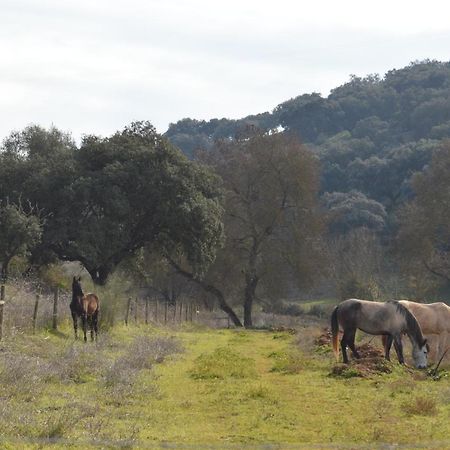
[0,262,8,284]
[243,273,258,328]
[167,258,243,327]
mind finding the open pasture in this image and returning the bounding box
[0,319,449,449]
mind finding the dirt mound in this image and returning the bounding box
[315,329,332,347]
[318,330,392,377]
[357,342,384,359]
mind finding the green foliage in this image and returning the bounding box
[167,60,450,216]
[0,122,224,285]
[397,141,450,283]
[0,202,42,279]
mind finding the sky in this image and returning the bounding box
[1,0,450,143]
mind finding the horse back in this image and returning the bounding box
[83,293,99,316]
[399,300,445,334]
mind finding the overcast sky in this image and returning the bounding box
[1,0,450,143]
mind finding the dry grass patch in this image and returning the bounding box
[402,394,439,416]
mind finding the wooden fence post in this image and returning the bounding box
[134,297,138,324]
[0,300,4,341]
[33,294,40,334]
[125,297,132,326]
[52,287,59,330]
[164,301,168,324]
[0,284,5,340]
[145,297,149,325]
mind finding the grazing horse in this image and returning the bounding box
[331,299,428,369]
[70,276,99,342]
[382,301,450,362]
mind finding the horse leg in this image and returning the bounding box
[71,311,78,340]
[347,329,360,359]
[384,335,393,361]
[393,335,404,364]
[93,311,99,342]
[82,314,88,343]
[340,330,352,364]
[88,316,94,341]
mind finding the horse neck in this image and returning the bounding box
[404,314,424,348]
[71,287,84,306]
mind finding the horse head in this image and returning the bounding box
[412,338,429,369]
[72,276,84,303]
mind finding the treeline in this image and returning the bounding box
[0,61,449,327]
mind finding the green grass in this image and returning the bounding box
[0,323,449,448]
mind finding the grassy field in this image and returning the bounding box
[0,320,449,449]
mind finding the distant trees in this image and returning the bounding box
[0,202,42,281]
[397,141,450,284]
[323,191,387,234]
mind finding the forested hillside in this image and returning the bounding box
[166,60,450,217]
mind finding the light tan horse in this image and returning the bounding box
[398,301,450,361]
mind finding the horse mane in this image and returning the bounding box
[71,277,84,304]
[388,301,425,344]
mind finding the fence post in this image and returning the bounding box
[134,297,138,324]
[0,283,5,341]
[164,301,168,324]
[173,301,177,323]
[125,297,132,326]
[0,300,4,341]
[145,297,149,325]
[33,294,40,334]
[155,300,159,323]
[52,287,59,330]
[179,302,183,322]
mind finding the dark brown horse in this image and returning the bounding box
[70,276,99,342]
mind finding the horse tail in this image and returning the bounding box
[331,306,340,361]
[381,334,388,352]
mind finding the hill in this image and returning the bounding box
[165,60,450,216]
